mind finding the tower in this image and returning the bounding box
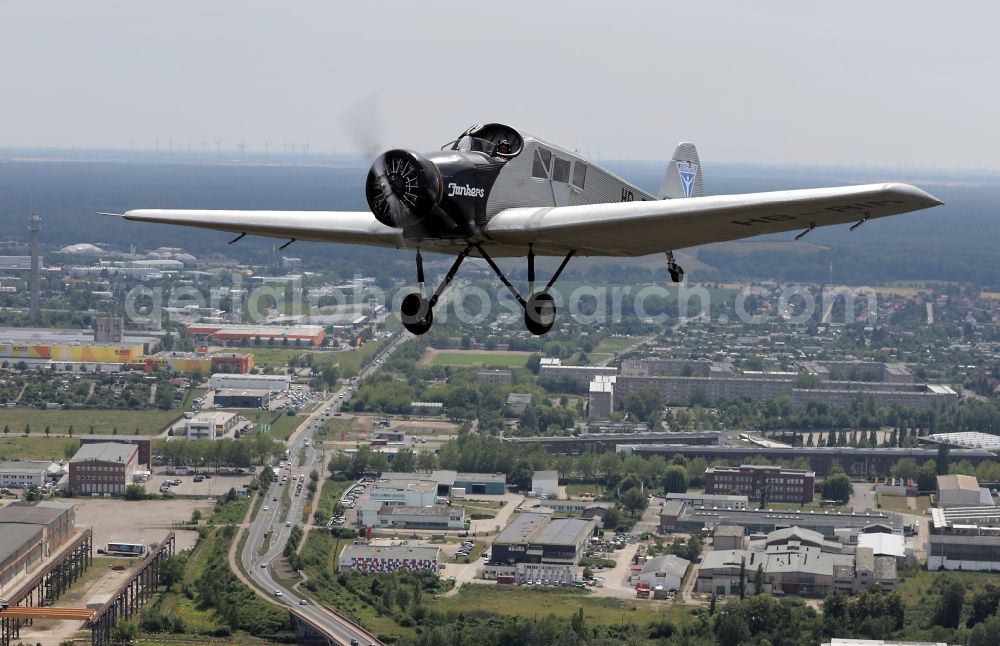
[29,213,41,324]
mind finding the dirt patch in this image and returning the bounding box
[71,497,211,552]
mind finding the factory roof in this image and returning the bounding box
[70,442,137,464]
[0,327,155,346]
[937,474,981,493]
[0,501,72,526]
[923,431,1000,449]
[0,460,54,474]
[857,533,906,559]
[640,554,690,579]
[494,513,593,546]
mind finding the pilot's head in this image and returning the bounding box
[497,140,511,155]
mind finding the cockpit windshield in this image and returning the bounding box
[453,136,497,156]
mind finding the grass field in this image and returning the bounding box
[594,336,646,354]
[0,408,180,435]
[566,483,605,498]
[247,347,306,368]
[428,584,687,625]
[310,337,389,377]
[879,494,931,513]
[0,436,82,461]
[428,351,531,368]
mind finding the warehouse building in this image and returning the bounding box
[370,479,438,507]
[0,524,44,589]
[373,504,466,530]
[185,411,239,440]
[209,373,290,392]
[213,388,270,408]
[532,470,559,497]
[68,442,139,495]
[0,501,75,556]
[338,544,442,574]
[635,555,690,592]
[506,431,721,455]
[432,470,507,496]
[661,505,904,538]
[705,464,815,504]
[79,436,152,467]
[928,507,1000,571]
[143,351,253,374]
[936,474,993,508]
[488,513,595,584]
[186,323,325,346]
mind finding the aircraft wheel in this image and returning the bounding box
[524,292,556,336]
[669,265,684,283]
[401,292,433,335]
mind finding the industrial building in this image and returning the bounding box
[68,442,140,495]
[213,388,270,408]
[0,460,57,489]
[695,526,896,597]
[538,357,617,385]
[488,513,595,584]
[661,504,904,538]
[0,326,153,370]
[338,544,442,574]
[935,474,994,508]
[588,377,614,420]
[665,492,749,510]
[0,524,45,589]
[506,392,532,415]
[79,436,152,466]
[620,444,994,477]
[635,555,690,592]
[928,507,1000,571]
[532,470,559,497]
[209,372,290,392]
[186,323,325,346]
[144,351,253,374]
[704,464,815,504]
[185,412,239,440]
[504,431,721,455]
[370,479,438,507]
[434,470,507,496]
[0,501,75,557]
[369,504,466,530]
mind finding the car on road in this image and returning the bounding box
[263,506,269,511]
[261,562,267,568]
[274,590,282,597]
[273,496,278,501]
[299,599,308,605]
[285,521,292,527]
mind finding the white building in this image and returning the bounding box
[936,474,993,508]
[375,504,466,530]
[209,373,290,393]
[635,554,690,591]
[0,461,54,489]
[588,376,614,420]
[665,492,749,510]
[184,412,239,440]
[532,470,559,497]
[370,479,438,507]
[338,544,442,574]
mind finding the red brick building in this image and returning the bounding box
[704,464,814,505]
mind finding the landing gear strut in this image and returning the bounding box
[479,245,575,336]
[666,251,684,283]
[401,247,471,336]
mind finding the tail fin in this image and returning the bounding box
[658,142,703,199]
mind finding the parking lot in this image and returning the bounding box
[147,470,256,497]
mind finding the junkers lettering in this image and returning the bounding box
[621,188,634,202]
[447,182,485,198]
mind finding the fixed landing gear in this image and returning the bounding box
[666,251,684,283]
[401,248,470,336]
[400,244,575,336]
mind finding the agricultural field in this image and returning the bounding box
[244,347,307,368]
[0,436,79,461]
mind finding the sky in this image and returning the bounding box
[1,1,998,168]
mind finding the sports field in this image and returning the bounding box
[421,349,531,368]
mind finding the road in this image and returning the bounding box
[238,330,414,646]
[850,482,877,513]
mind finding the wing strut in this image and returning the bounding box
[228,232,246,244]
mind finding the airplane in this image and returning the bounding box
[114,122,942,336]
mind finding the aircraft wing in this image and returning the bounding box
[119,209,404,248]
[482,183,942,257]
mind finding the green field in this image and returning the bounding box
[247,347,307,368]
[428,584,687,625]
[312,337,389,377]
[594,336,647,354]
[879,494,931,513]
[0,408,179,436]
[429,351,531,368]
[0,436,87,461]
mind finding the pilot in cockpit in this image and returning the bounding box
[496,139,511,156]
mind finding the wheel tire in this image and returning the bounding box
[669,267,684,283]
[401,293,433,335]
[524,292,556,336]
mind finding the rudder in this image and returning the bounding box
[658,142,703,199]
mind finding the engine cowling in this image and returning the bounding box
[365,149,443,229]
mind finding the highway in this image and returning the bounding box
[239,331,412,646]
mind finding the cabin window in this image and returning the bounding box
[571,162,587,189]
[552,157,571,183]
[532,148,551,179]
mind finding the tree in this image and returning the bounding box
[663,465,688,494]
[621,488,648,517]
[934,579,965,629]
[124,484,146,500]
[753,563,765,595]
[823,468,852,504]
[391,447,417,473]
[22,485,42,502]
[967,583,1000,628]
[715,611,751,646]
[159,554,187,589]
[892,458,919,483]
[111,619,138,646]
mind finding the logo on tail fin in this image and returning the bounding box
[676,161,698,198]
